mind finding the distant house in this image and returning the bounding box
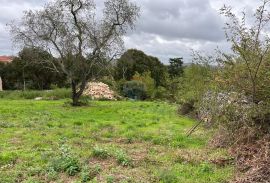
[0,56,13,64]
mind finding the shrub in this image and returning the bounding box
[81,165,101,182]
[114,150,131,167]
[153,86,170,100]
[178,100,195,116]
[122,80,147,100]
[92,146,110,159]
[175,63,214,103]
[132,71,155,98]
[48,143,81,176]
[198,92,270,145]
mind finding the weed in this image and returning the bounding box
[81,165,102,182]
[106,175,115,183]
[92,146,110,159]
[114,150,131,167]
[0,121,15,128]
[74,121,83,126]
[48,142,81,176]
[158,169,178,183]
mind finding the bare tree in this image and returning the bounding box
[10,0,140,105]
[220,0,270,102]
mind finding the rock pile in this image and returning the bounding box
[83,82,116,100]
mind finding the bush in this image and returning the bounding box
[81,165,101,182]
[153,86,170,100]
[92,146,110,159]
[198,92,270,145]
[114,150,131,167]
[122,80,147,100]
[48,143,81,176]
[178,100,195,116]
[0,88,71,100]
[132,71,155,98]
[175,63,214,103]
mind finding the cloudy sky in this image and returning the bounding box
[0,0,260,63]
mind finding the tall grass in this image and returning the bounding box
[0,88,71,100]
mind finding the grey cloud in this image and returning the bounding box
[0,0,259,63]
[135,0,225,41]
[124,33,232,63]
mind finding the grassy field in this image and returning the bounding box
[0,99,233,183]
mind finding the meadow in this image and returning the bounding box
[0,99,233,183]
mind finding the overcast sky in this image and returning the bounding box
[0,0,260,63]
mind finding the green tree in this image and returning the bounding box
[10,0,140,106]
[0,47,66,90]
[220,1,270,102]
[168,57,184,78]
[114,49,167,87]
[177,63,214,103]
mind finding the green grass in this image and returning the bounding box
[0,88,71,100]
[0,99,234,182]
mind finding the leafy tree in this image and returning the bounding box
[0,47,66,90]
[10,0,140,105]
[179,63,213,102]
[122,80,147,100]
[168,57,184,78]
[220,1,270,102]
[114,49,167,87]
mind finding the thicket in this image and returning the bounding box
[176,2,270,182]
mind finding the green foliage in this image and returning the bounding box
[221,3,270,102]
[132,71,155,98]
[0,47,66,90]
[0,88,71,100]
[114,150,131,166]
[48,142,81,176]
[153,86,170,100]
[106,176,115,183]
[176,63,214,103]
[114,49,167,87]
[92,146,110,159]
[81,165,101,182]
[122,80,147,100]
[168,57,184,78]
[216,58,270,102]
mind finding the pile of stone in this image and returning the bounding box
[83,82,116,100]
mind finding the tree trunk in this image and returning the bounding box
[252,80,256,103]
[71,80,80,106]
[71,79,87,106]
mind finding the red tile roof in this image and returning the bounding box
[0,56,13,63]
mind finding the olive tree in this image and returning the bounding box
[10,0,140,105]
